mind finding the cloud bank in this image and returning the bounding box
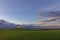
[37,11,60,17]
[36,3,60,24]
[37,11,60,23]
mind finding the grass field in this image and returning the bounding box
[0,29,60,40]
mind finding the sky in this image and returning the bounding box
[0,0,60,25]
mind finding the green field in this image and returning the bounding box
[0,29,60,40]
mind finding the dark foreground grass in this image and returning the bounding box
[0,29,60,40]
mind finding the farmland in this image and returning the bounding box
[0,29,60,40]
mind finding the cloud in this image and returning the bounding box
[35,3,60,26]
[36,11,60,24]
[37,11,60,23]
[37,3,60,17]
[40,17,60,23]
[39,3,60,12]
[0,19,16,29]
[37,11,60,17]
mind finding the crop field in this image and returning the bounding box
[0,29,60,40]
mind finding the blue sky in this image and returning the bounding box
[0,0,60,24]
